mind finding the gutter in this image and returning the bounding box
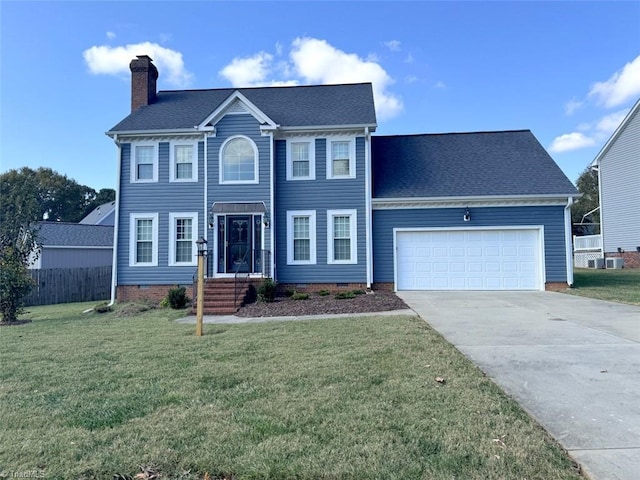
[108,135,122,306]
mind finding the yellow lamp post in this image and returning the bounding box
[195,236,207,336]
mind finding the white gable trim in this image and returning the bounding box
[591,97,640,168]
[198,91,278,130]
[372,194,574,210]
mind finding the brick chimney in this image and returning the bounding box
[130,55,158,112]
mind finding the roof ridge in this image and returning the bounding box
[158,82,373,94]
[374,130,531,139]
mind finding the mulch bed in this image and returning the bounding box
[236,291,409,318]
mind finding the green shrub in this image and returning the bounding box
[352,289,366,295]
[335,291,356,300]
[164,286,189,309]
[284,288,295,297]
[318,289,331,296]
[291,292,309,300]
[257,278,278,303]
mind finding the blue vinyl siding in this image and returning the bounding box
[117,141,205,285]
[275,137,367,283]
[207,114,272,249]
[372,205,568,283]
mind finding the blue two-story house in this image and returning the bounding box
[107,55,578,307]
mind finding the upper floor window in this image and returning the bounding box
[170,141,198,182]
[131,143,158,183]
[327,138,356,179]
[220,136,258,184]
[129,213,158,266]
[286,139,315,180]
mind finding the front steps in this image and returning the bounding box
[194,278,258,315]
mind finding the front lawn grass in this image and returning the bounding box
[0,302,583,479]
[567,268,640,305]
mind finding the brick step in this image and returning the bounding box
[202,306,238,315]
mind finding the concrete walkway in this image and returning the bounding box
[397,291,640,480]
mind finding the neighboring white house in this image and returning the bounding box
[80,201,116,226]
[591,97,640,268]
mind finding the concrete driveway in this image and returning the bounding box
[397,291,640,480]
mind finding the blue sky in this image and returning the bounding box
[1,1,639,190]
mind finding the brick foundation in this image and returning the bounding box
[545,282,570,292]
[371,282,395,291]
[605,251,640,269]
[278,282,368,294]
[117,284,191,304]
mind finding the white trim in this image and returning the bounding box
[373,195,574,209]
[168,212,199,267]
[198,91,278,130]
[286,138,316,181]
[392,226,546,292]
[204,134,209,248]
[277,124,376,134]
[564,197,574,286]
[364,127,372,287]
[129,213,158,267]
[327,209,358,265]
[219,135,259,185]
[287,210,316,265]
[130,142,158,183]
[591,98,640,167]
[169,140,199,182]
[109,137,121,305]
[326,137,356,179]
[268,131,276,279]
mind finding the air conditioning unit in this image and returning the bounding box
[588,258,605,269]
[606,258,624,269]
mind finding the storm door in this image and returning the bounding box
[217,214,263,274]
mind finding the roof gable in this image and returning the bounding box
[199,90,277,130]
[591,97,640,167]
[79,201,116,225]
[372,130,578,199]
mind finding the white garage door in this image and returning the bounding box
[396,229,542,291]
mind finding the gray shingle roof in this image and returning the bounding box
[109,83,377,132]
[37,222,114,247]
[372,130,578,199]
[79,201,116,225]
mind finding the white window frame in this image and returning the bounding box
[287,210,316,265]
[219,135,259,185]
[286,138,316,180]
[168,212,198,266]
[326,137,356,179]
[327,209,357,264]
[129,213,159,267]
[170,141,198,182]
[130,142,158,183]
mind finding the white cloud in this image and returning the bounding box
[384,40,401,52]
[405,75,418,84]
[549,132,596,153]
[589,55,640,108]
[564,97,583,115]
[290,37,402,120]
[595,109,629,135]
[219,51,274,86]
[83,42,192,87]
[434,81,446,89]
[106,31,116,40]
[404,53,414,64]
[218,37,403,121]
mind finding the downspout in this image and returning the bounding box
[203,134,208,261]
[108,135,122,306]
[269,131,276,280]
[364,127,372,288]
[564,196,574,287]
[595,163,605,259]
